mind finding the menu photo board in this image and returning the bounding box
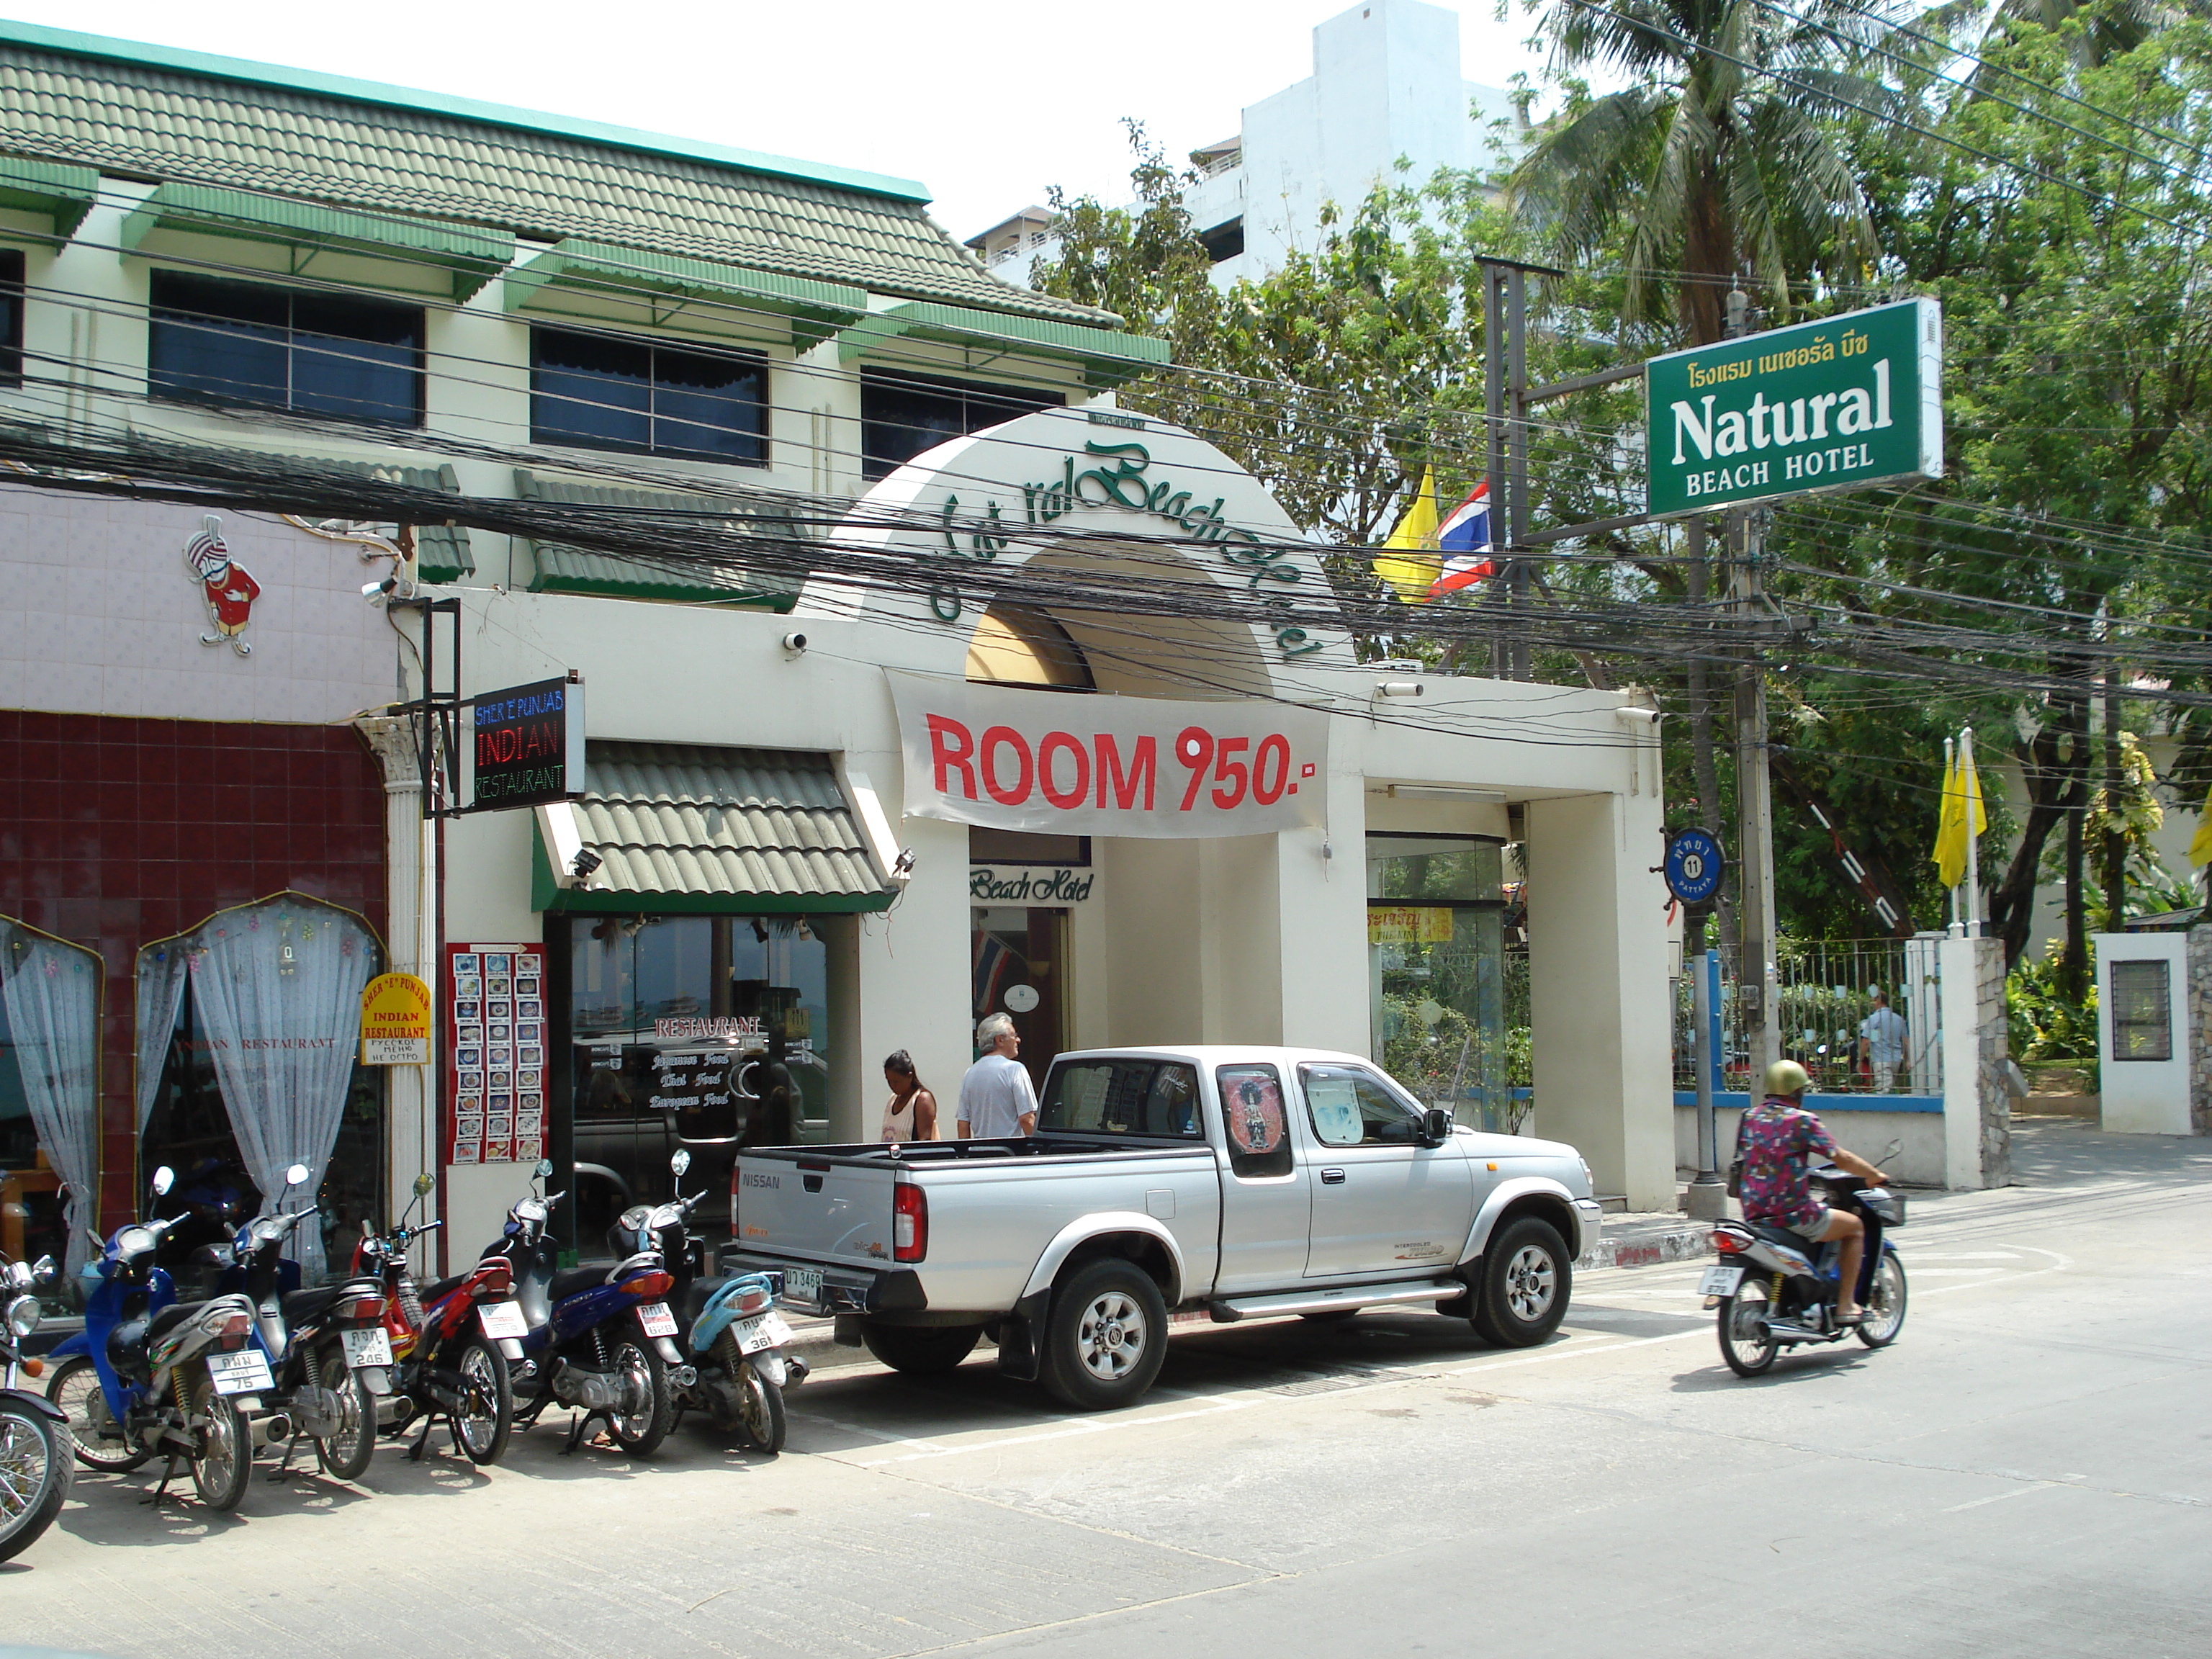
[446,941,548,1168]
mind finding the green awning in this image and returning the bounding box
[837,300,1172,389]
[120,181,511,300]
[516,469,799,611]
[0,153,96,239]
[533,742,896,914]
[503,238,868,349]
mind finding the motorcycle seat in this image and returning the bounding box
[419,1274,467,1303]
[281,1285,341,1326]
[549,1265,609,1303]
[1749,1221,1817,1252]
[145,1302,200,1342]
[679,1277,727,1326]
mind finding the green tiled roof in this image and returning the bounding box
[539,741,894,914]
[0,23,1126,328]
[840,300,1175,389]
[516,469,798,611]
[503,239,867,351]
[0,151,95,237]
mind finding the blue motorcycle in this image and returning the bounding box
[483,1159,690,1457]
[1,1246,71,1560]
[47,1165,271,1510]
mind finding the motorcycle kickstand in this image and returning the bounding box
[561,1408,611,1455]
[143,1452,181,1506]
[405,1412,438,1462]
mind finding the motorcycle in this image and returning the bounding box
[619,1151,803,1455]
[485,1159,685,1457]
[1701,1164,1910,1377]
[0,1246,71,1561]
[215,1163,391,1481]
[355,1173,523,1465]
[46,1166,273,1510]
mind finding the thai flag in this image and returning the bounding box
[1429,482,1496,597]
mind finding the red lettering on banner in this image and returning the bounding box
[1096,735,1156,810]
[1038,732,1090,810]
[1253,734,1292,804]
[1175,727,1214,811]
[980,726,1034,805]
[927,715,978,799]
[1210,736,1251,809]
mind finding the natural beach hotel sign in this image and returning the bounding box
[891,671,1327,837]
[1645,298,1942,517]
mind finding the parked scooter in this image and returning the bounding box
[485,1159,687,1457]
[46,1166,272,1510]
[0,1247,71,1561]
[215,1163,391,1480]
[355,1174,523,1465]
[1701,1164,1910,1377]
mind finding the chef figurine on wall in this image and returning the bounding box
[185,513,258,656]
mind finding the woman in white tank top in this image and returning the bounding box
[881,1050,938,1142]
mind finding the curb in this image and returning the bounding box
[1577,1226,1715,1272]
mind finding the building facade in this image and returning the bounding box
[0,19,1673,1292]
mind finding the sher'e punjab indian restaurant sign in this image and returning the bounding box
[1645,299,1942,517]
[461,675,585,812]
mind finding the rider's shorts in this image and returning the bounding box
[1788,1209,1838,1243]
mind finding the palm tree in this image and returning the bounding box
[1509,0,1899,346]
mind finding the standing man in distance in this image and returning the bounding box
[1857,985,1908,1094]
[958,1012,1037,1138]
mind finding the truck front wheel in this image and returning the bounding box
[861,1323,983,1375]
[1039,1259,1168,1411]
[1470,1217,1571,1348]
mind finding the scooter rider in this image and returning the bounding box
[1737,1061,1889,1324]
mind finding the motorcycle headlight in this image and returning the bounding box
[116,1226,158,1259]
[7,1292,42,1337]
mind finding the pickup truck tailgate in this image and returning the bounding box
[733,1151,899,1268]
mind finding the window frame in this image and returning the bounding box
[1215,1062,1295,1179]
[146,268,427,427]
[860,367,1061,481]
[529,323,769,467]
[1036,1056,1204,1141]
[1298,1061,1425,1149]
[0,248,23,388]
[2108,959,2173,1062]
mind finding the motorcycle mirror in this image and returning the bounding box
[30,1253,55,1285]
[284,1162,311,1190]
[150,1166,175,1197]
[670,1149,691,1177]
[535,1159,554,1179]
[413,1173,436,1198]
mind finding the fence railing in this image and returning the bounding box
[1673,935,1945,1097]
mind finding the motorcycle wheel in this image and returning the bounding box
[1855,1254,1908,1348]
[47,1357,151,1473]
[1718,1280,1780,1377]
[0,1399,73,1563]
[313,1339,377,1481]
[606,1336,675,1459]
[451,1336,515,1466]
[188,1372,253,1513]
[736,1361,787,1455]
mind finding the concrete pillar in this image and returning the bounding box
[852,814,969,1141]
[354,714,439,1231]
[1524,792,1674,1210]
[1937,935,2011,1186]
[2190,925,2212,1137]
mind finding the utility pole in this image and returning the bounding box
[1480,258,1540,680]
[2103,604,2125,930]
[1725,284,1780,1087]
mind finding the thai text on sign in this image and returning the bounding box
[360,972,433,1065]
[1367,908,1455,946]
[890,671,1327,837]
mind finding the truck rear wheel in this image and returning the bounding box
[861,1323,982,1375]
[1039,1259,1167,1411]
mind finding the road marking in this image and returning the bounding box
[1943,1481,2060,1513]
[845,1399,1251,1466]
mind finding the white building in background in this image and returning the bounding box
[969,0,1527,287]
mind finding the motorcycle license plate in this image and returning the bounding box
[207,1349,274,1396]
[732,1310,796,1355]
[341,1327,394,1368]
[781,1267,822,1305]
[638,1301,680,1338]
[1698,1264,1746,1298]
[477,1300,529,1340]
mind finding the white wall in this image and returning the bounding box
[2095,930,2192,1134]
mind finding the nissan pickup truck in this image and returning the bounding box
[724,1046,1604,1410]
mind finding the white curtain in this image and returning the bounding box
[134,940,190,1137]
[186,899,376,1281]
[1,920,104,1275]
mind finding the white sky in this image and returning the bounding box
[7,1,1556,240]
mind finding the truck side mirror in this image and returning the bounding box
[1421,1107,1454,1146]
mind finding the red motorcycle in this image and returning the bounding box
[351,1175,527,1465]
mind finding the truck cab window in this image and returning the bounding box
[1040,1059,1201,1138]
[1300,1064,1422,1148]
[1215,1064,1292,1179]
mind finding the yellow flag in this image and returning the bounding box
[2189,783,2212,868]
[1372,465,1442,602]
[1933,739,1987,889]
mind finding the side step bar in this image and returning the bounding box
[1208,1277,1461,1324]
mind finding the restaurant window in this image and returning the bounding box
[135,896,384,1287]
[148,270,426,425]
[0,918,101,1303]
[567,916,830,1251]
[0,248,23,386]
[860,368,1058,480]
[1366,835,1511,1128]
[531,326,767,464]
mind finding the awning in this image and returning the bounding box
[120,182,512,301]
[837,300,1171,389]
[0,153,96,240]
[516,469,799,610]
[534,742,897,914]
[502,238,868,349]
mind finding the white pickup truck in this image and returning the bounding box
[725,1046,1604,1410]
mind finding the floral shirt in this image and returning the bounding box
[1736,1097,1838,1231]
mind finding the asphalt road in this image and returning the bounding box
[7,1120,2207,1659]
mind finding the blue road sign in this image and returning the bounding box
[1665,828,1725,905]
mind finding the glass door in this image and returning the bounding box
[971,906,1069,1092]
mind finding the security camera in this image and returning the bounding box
[781,631,809,656]
[570,848,603,882]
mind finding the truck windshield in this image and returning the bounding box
[1039,1059,1202,1138]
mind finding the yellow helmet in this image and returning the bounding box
[1764,1060,1811,1098]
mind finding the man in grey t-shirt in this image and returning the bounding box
[958,1012,1038,1138]
[1858,986,1908,1093]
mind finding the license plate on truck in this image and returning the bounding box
[207,1349,274,1395]
[781,1267,822,1305]
[1698,1264,1745,1297]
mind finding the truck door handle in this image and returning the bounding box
[1320,1168,1346,1184]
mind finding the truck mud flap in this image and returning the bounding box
[994,1287,1051,1383]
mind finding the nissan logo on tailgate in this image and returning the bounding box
[742,1172,781,1190]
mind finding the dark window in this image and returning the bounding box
[149,270,423,424]
[1217,1064,1293,1179]
[0,250,23,386]
[1038,1058,1202,1139]
[531,327,766,464]
[1199,218,1245,264]
[970,829,1090,867]
[861,369,1057,480]
[2109,960,2172,1061]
